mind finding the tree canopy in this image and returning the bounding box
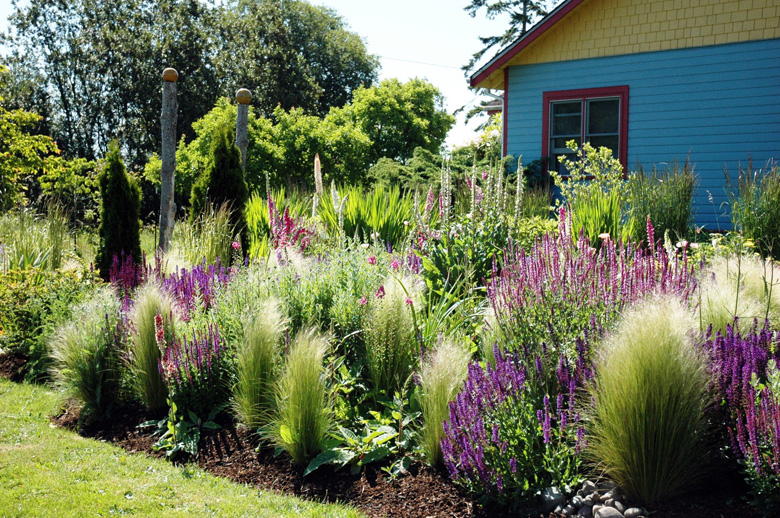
[2,0,378,168]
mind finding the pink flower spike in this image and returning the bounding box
[481,171,488,180]
[405,297,413,306]
[390,259,400,270]
[367,255,377,265]
[231,241,241,250]
[375,285,386,299]
[358,296,367,306]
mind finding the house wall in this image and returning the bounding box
[505,37,780,230]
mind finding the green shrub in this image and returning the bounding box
[49,287,123,422]
[587,295,711,504]
[128,283,181,410]
[0,268,99,381]
[364,275,421,396]
[268,327,332,464]
[95,141,141,280]
[552,141,633,245]
[418,338,471,466]
[233,298,288,431]
[628,159,697,243]
[727,161,780,259]
[189,121,248,243]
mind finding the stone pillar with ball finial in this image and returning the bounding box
[158,67,178,251]
[235,88,251,173]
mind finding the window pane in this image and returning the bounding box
[551,101,582,136]
[587,135,620,158]
[551,137,580,152]
[587,98,619,135]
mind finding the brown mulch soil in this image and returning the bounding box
[0,350,28,383]
[49,403,762,518]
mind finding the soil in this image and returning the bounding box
[0,350,28,382]
[1,358,763,518]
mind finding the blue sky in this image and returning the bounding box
[0,1,534,148]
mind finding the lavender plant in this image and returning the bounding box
[704,321,780,508]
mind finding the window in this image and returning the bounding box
[542,86,629,176]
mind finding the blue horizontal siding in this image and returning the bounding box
[505,38,780,229]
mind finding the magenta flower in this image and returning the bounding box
[367,255,377,265]
[405,297,413,306]
[231,241,241,250]
[390,259,400,270]
[358,296,368,306]
[482,170,488,180]
[375,285,386,299]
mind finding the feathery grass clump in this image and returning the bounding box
[129,283,180,410]
[587,295,711,504]
[419,338,471,466]
[233,298,288,431]
[0,205,69,271]
[364,275,422,395]
[268,327,332,464]
[49,287,123,421]
[698,255,773,334]
[171,203,236,267]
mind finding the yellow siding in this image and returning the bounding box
[502,0,780,72]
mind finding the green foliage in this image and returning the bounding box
[49,287,123,423]
[95,141,141,280]
[332,78,455,164]
[171,204,237,267]
[245,189,311,260]
[233,298,288,431]
[364,276,421,396]
[37,157,101,224]
[147,401,222,459]
[418,338,471,466]
[268,327,333,464]
[552,141,634,245]
[0,267,99,381]
[0,206,69,271]
[317,184,416,247]
[305,419,401,476]
[128,283,181,410]
[727,161,780,259]
[745,361,780,509]
[189,121,248,231]
[587,296,711,504]
[628,159,697,243]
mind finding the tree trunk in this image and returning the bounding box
[158,68,178,251]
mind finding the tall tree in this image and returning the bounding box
[463,1,551,74]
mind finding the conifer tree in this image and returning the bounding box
[95,140,142,280]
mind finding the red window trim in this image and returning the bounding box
[541,85,629,178]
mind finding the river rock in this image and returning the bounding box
[623,508,644,518]
[577,504,594,517]
[542,486,567,512]
[595,507,624,518]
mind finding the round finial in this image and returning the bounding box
[236,88,252,104]
[162,68,179,82]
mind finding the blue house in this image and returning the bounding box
[470,0,780,229]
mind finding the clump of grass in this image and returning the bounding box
[364,275,421,395]
[233,297,288,431]
[727,160,780,259]
[586,295,711,504]
[698,255,770,334]
[268,327,332,464]
[128,283,181,410]
[170,203,236,267]
[418,337,471,466]
[628,158,697,243]
[0,205,69,271]
[49,287,123,422]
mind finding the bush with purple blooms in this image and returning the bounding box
[705,321,780,508]
[441,343,592,505]
[159,323,231,417]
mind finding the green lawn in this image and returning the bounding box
[0,379,363,518]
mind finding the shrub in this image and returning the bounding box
[628,159,697,243]
[268,327,332,464]
[705,323,780,509]
[364,275,421,396]
[441,345,589,505]
[727,160,780,259]
[0,268,98,381]
[189,121,248,241]
[418,338,471,466]
[49,287,123,422]
[128,283,181,410]
[95,141,141,281]
[159,323,230,418]
[586,296,711,504]
[552,141,634,246]
[233,298,288,431]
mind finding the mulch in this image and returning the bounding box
[1,356,763,518]
[0,350,28,383]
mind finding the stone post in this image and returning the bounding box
[158,67,178,251]
[235,88,251,172]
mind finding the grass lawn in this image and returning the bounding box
[0,379,363,518]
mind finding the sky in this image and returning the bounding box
[0,1,523,149]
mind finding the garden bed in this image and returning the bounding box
[42,392,760,518]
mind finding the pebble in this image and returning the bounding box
[592,504,603,515]
[614,501,626,514]
[571,495,585,508]
[542,486,567,512]
[562,504,577,516]
[582,480,598,493]
[623,508,645,518]
[595,507,624,518]
[577,504,593,517]
[604,498,615,508]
